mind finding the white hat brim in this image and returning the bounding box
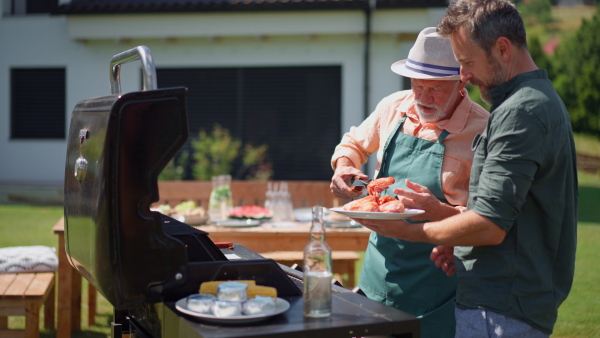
[391,59,461,81]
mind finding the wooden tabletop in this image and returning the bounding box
[196,222,371,252]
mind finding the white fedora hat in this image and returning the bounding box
[391,27,461,80]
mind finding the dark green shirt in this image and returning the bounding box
[455,70,578,334]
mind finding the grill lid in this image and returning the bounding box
[64,46,199,309]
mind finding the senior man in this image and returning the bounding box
[330,27,489,337]
[353,1,578,337]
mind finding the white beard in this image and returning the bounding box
[414,103,448,123]
[414,89,460,123]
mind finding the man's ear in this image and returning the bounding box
[494,37,511,62]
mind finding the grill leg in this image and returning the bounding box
[111,309,131,338]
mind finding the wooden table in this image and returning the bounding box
[52,217,96,338]
[197,222,371,252]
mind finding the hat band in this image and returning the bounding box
[405,58,460,77]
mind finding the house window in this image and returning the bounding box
[6,0,56,14]
[157,66,341,181]
[11,68,66,139]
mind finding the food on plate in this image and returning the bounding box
[187,293,217,314]
[243,296,276,315]
[378,200,406,213]
[367,176,396,196]
[213,300,243,317]
[200,280,255,294]
[228,205,272,219]
[377,195,396,205]
[343,177,406,213]
[189,280,279,318]
[199,280,277,298]
[153,204,172,215]
[343,196,379,212]
[217,281,249,302]
[173,200,206,217]
[246,285,278,298]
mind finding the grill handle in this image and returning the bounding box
[110,45,157,94]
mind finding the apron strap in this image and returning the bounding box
[378,116,407,179]
[437,129,450,144]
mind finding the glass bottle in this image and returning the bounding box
[264,181,274,217]
[303,206,332,318]
[221,174,233,219]
[209,176,224,222]
[281,182,294,221]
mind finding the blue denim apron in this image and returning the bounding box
[358,116,457,338]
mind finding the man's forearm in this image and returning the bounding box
[334,156,355,169]
[418,210,506,246]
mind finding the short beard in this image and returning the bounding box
[478,57,505,105]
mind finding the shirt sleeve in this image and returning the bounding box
[471,107,546,231]
[331,92,404,169]
[331,114,381,169]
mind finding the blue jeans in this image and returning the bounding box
[455,307,549,338]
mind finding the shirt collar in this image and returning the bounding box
[396,88,473,134]
[489,69,548,111]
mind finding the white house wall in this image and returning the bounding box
[0,8,445,188]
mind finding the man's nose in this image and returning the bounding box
[421,89,434,103]
[460,67,472,83]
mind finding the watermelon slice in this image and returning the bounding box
[228,206,272,219]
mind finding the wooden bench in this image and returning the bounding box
[260,251,361,288]
[0,272,55,338]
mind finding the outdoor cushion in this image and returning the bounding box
[0,245,58,273]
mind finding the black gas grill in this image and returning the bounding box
[63,46,420,337]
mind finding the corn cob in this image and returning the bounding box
[198,280,277,298]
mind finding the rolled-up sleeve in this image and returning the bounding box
[331,114,382,169]
[331,91,409,170]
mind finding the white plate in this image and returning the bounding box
[175,215,209,225]
[175,297,290,324]
[214,219,261,227]
[329,207,425,220]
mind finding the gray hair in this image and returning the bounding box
[437,0,527,55]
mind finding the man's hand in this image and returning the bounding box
[430,245,455,276]
[330,157,368,199]
[393,179,459,221]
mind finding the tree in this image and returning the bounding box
[528,35,554,80]
[190,124,272,181]
[553,6,600,136]
[518,0,555,27]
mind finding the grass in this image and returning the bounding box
[574,133,600,159]
[550,6,597,33]
[525,5,597,45]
